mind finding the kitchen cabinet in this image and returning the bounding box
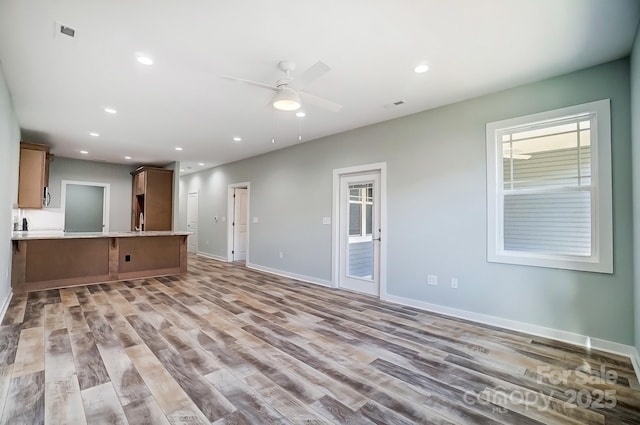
[131,167,173,231]
[11,231,188,292]
[133,170,145,195]
[18,142,53,209]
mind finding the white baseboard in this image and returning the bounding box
[0,292,12,324]
[385,294,640,382]
[246,263,333,288]
[196,252,228,262]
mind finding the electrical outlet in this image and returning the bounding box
[279,251,284,259]
[427,274,438,286]
[451,277,459,289]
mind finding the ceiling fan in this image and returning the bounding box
[221,60,342,113]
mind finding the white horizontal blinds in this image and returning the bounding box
[500,116,594,256]
[503,191,591,254]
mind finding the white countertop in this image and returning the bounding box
[12,230,191,240]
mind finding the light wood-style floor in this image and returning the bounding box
[0,254,639,424]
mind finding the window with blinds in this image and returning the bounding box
[486,99,613,273]
[501,118,593,256]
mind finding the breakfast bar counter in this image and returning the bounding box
[11,231,190,292]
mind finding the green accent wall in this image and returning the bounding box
[630,24,640,354]
[0,62,20,306]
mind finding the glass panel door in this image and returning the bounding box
[339,172,380,296]
[347,182,374,279]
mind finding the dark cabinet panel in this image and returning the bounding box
[131,167,173,231]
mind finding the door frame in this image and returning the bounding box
[60,180,110,232]
[187,191,198,253]
[227,182,251,262]
[332,163,387,300]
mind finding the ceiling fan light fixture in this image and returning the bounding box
[272,87,301,111]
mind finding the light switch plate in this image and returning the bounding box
[322,217,331,225]
[253,217,259,223]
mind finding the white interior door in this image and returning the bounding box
[233,188,248,261]
[339,172,381,296]
[187,192,198,253]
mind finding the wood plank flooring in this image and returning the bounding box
[0,254,639,424]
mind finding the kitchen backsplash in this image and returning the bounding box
[13,208,64,231]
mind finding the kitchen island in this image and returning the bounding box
[11,231,190,292]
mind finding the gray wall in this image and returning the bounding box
[163,161,180,231]
[0,63,20,307]
[48,157,134,232]
[181,59,634,345]
[631,26,640,355]
[64,184,105,232]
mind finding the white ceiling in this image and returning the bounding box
[0,0,638,175]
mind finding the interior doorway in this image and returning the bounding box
[333,164,387,298]
[187,191,198,253]
[61,180,110,232]
[227,182,250,263]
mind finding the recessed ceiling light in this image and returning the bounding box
[414,62,429,73]
[136,55,153,66]
[124,156,132,160]
[295,111,306,118]
[233,137,242,142]
[89,132,99,137]
[180,169,185,172]
[104,107,117,114]
[198,163,204,166]
[175,147,183,151]
[80,150,88,154]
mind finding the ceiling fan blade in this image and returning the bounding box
[292,61,331,89]
[219,75,277,91]
[299,91,342,112]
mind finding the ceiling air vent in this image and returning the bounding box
[384,100,406,109]
[55,21,76,39]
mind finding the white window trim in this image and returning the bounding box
[486,99,613,273]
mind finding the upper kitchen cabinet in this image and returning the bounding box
[18,142,53,209]
[131,167,173,231]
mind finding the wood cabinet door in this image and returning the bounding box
[134,171,146,195]
[144,170,173,230]
[18,148,46,208]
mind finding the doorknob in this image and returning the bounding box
[373,237,381,242]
